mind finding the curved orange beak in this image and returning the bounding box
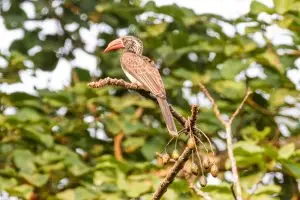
[104,38,125,53]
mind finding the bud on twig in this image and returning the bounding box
[187,138,196,149]
[171,150,180,160]
[162,153,170,164]
[203,156,211,169]
[210,164,218,177]
[200,175,207,187]
[191,162,198,175]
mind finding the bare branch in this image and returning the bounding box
[191,185,213,200]
[225,124,242,200]
[199,82,226,126]
[190,105,199,129]
[246,97,274,116]
[88,77,146,90]
[229,89,252,124]
[169,105,186,126]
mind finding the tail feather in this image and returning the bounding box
[157,98,178,137]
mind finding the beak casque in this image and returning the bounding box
[104,38,125,53]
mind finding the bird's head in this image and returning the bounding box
[104,36,143,55]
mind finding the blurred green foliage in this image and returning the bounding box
[0,0,299,199]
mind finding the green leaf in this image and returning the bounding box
[57,187,97,200]
[255,184,281,195]
[2,1,27,29]
[241,126,271,142]
[75,187,97,200]
[167,31,189,49]
[241,171,264,190]
[274,0,294,14]
[213,80,247,100]
[173,68,210,84]
[31,50,58,71]
[0,177,18,190]
[234,141,264,155]
[39,90,72,107]
[103,114,122,134]
[269,88,296,108]
[282,161,300,178]
[8,184,34,199]
[20,173,49,187]
[125,180,152,197]
[9,108,41,122]
[23,126,54,148]
[220,59,249,79]
[13,149,36,174]
[202,183,233,200]
[93,171,115,186]
[141,136,166,160]
[9,31,40,54]
[64,154,90,177]
[224,44,240,56]
[250,1,272,14]
[56,189,76,200]
[290,1,300,11]
[123,137,145,152]
[72,67,91,82]
[35,150,64,165]
[257,49,284,74]
[278,143,295,160]
[146,23,168,36]
[121,120,145,135]
[117,173,153,198]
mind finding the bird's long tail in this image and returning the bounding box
[157,97,178,137]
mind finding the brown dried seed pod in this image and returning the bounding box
[210,164,218,177]
[191,162,198,175]
[162,153,170,164]
[187,137,196,149]
[200,175,207,187]
[203,156,211,169]
[171,149,180,160]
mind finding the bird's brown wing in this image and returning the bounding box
[121,52,166,98]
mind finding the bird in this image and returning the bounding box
[104,36,178,137]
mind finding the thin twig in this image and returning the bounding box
[229,89,252,124]
[246,97,274,116]
[169,105,187,126]
[225,124,242,200]
[199,82,226,126]
[191,185,212,200]
[225,89,251,200]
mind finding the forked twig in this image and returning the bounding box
[199,82,251,200]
